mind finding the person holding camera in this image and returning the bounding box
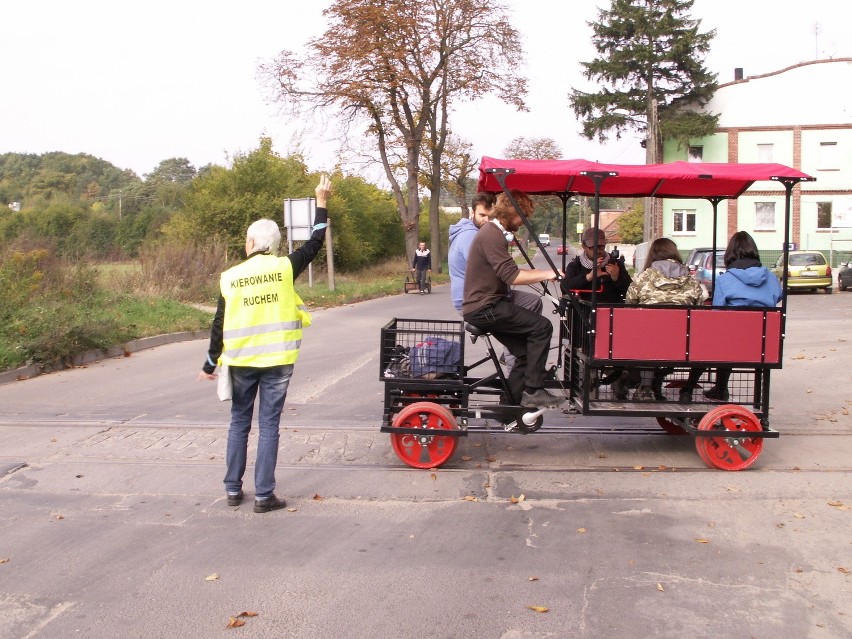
[560,228,631,302]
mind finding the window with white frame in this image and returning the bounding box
[672,208,696,233]
[687,146,703,162]
[817,202,833,229]
[757,143,774,162]
[818,142,838,170]
[754,202,776,231]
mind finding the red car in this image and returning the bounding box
[556,244,570,255]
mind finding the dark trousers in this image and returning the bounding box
[464,298,552,404]
[415,268,428,291]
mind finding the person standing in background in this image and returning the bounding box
[411,241,431,294]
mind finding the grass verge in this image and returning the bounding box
[0,249,448,374]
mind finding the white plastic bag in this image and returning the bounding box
[216,364,232,401]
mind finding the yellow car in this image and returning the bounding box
[771,250,833,294]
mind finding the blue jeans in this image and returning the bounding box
[224,364,294,499]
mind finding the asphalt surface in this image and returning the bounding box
[1,251,851,639]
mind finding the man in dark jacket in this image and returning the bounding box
[560,228,631,302]
[411,242,432,294]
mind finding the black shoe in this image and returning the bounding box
[632,386,653,401]
[226,490,244,506]
[703,386,729,402]
[611,377,628,400]
[520,387,560,408]
[254,494,287,513]
[678,387,693,403]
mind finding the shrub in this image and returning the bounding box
[136,239,226,302]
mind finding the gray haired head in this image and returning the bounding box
[246,219,281,253]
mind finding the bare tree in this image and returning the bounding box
[260,0,527,263]
[503,136,563,160]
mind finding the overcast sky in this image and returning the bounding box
[2,0,849,179]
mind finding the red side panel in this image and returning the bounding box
[596,307,688,361]
[594,307,782,364]
[689,309,781,364]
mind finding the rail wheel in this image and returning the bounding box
[695,405,764,471]
[390,401,458,469]
[656,416,688,436]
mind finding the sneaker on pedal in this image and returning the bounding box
[520,387,560,408]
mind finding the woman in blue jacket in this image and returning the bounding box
[680,231,782,402]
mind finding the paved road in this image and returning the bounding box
[1,265,851,638]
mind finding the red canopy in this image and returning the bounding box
[476,157,814,199]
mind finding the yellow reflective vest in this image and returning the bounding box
[219,254,311,367]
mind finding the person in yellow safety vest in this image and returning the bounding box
[198,175,332,513]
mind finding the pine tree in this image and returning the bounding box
[570,0,719,237]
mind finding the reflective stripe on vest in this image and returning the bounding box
[220,254,305,367]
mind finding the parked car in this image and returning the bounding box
[537,233,551,247]
[771,250,832,294]
[839,261,852,291]
[556,244,570,255]
[694,250,726,297]
[685,247,718,277]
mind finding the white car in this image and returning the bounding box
[537,233,550,247]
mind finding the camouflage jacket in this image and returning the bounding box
[625,259,704,306]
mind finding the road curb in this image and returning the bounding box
[0,330,210,386]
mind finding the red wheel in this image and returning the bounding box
[656,416,688,436]
[390,401,458,469]
[695,405,764,471]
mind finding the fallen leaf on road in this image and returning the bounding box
[463,495,477,502]
[598,453,607,458]
[287,508,297,512]
[313,494,323,501]
[828,501,848,510]
[430,473,437,481]
[794,513,805,519]
[461,456,472,461]
[510,494,525,504]
[206,573,219,581]
[527,606,549,613]
[226,618,245,628]
[633,465,644,470]
[838,567,850,574]
[528,576,539,581]
[54,515,64,520]
[237,612,258,618]
[0,558,9,564]
[656,583,665,592]
[694,538,710,544]
[577,528,587,533]
[486,456,497,462]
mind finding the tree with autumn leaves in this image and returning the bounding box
[261,0,527,268]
